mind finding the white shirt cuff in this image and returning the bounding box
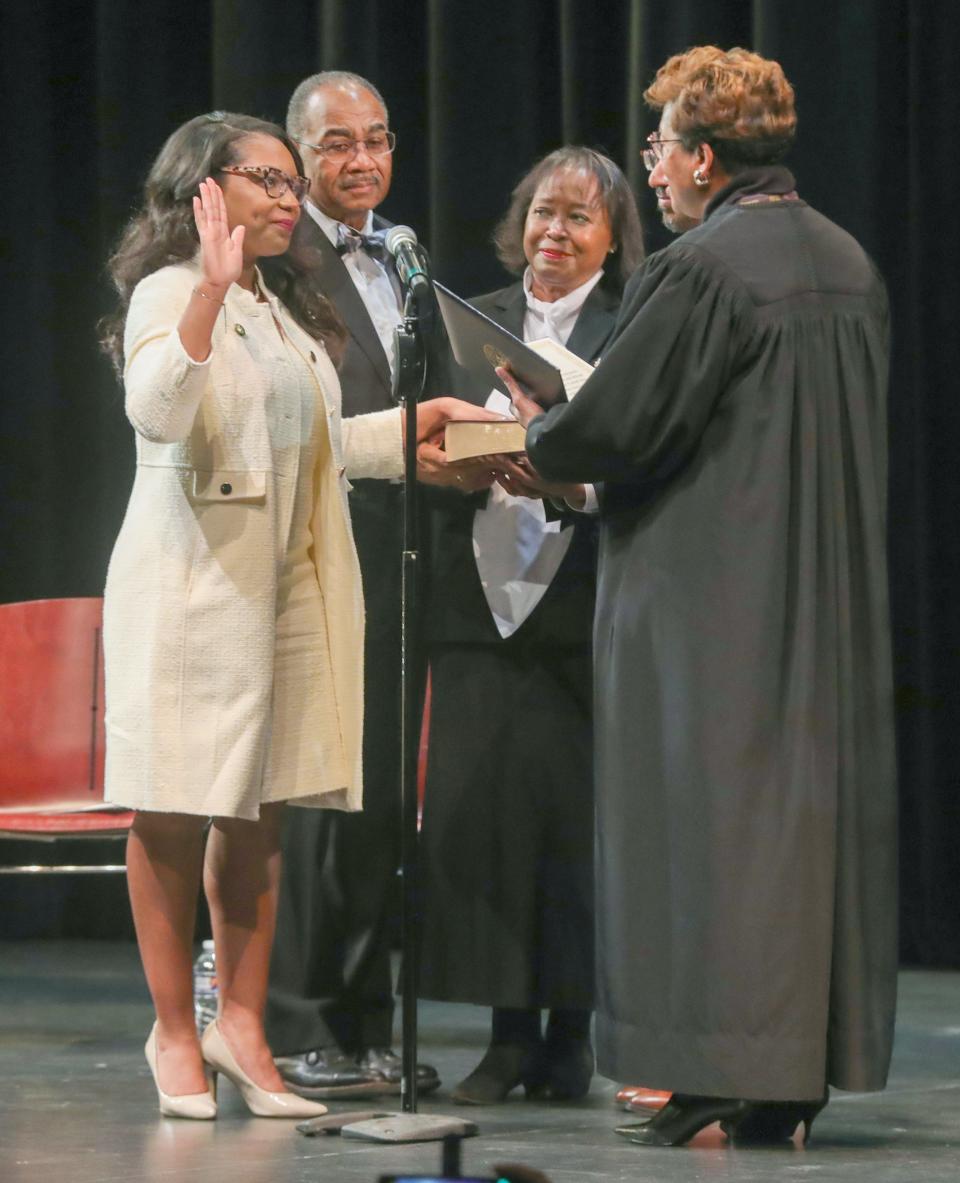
[568,484,599,514]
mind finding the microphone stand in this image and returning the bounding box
[395,289,426,1115]
[296,283,478,1148]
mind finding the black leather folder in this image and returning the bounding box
[433,282,567,407]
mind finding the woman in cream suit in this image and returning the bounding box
[100,112,476,1119]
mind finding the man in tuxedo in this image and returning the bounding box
[266,69,453,1097]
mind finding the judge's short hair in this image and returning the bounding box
[493,147,645,294]
[287,71,388,141]
[645,46,796,169]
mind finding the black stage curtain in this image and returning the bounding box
[1,1,957,965]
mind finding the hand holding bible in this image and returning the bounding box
[495,365,544,428]
[416,438,497,492]
[494,453,586,508]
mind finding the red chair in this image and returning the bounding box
[0,598,132,874]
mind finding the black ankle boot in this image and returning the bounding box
[528,1035,594,1101]
[451,1042,545,1105]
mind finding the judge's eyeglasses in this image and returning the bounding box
[642,135,684,171]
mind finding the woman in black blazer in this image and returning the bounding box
[418,148,644,1104]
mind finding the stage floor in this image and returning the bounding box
[1,941,958,1183]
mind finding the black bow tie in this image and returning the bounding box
[336,225,388,262]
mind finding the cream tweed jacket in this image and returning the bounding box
[103,261,403,819]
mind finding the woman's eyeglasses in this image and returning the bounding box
[220,166,310,203]
[641,136,684,172]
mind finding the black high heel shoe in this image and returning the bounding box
[451,1042,545,1105]
[626,1094,754,1147]
[527,1035,594,1101]
[722,1092,828,1144]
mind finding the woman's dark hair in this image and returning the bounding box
[492,147,645,293]
[100,111,345,370]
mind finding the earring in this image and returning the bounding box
[608,245,617,254]
[693,168,710,187]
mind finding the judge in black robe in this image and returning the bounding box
[507,48,897,1145]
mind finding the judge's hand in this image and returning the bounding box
[494,454,586,509]
[416,439,497,492]
[193,178,245,290]
[495,365,543,428]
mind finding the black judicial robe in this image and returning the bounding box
[525,167,898,1100]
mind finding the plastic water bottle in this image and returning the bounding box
[193,939,218,1034]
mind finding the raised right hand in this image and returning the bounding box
[193,177,245,290]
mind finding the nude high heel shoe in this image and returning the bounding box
[201,1019,328,1118]
[144,1023,217,1119]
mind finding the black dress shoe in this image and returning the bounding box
[722,1093,828,1144]
[627,1094,753,1147]
[274,1046,389,1098]
[528,1035,594,1101]
[451,1042,545,1105]
[357,1046,441,1095]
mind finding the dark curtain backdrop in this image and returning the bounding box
[1,1,957,965]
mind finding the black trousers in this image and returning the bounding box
[418,639,594,1009]
[266,488,404,1056]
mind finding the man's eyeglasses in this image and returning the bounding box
[296,132,397,165]
[642,135,684,172]
[220,166,310,203]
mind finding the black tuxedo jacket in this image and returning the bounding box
[297,211,450,640]
[298,211,450,416]
[425,279,620,648]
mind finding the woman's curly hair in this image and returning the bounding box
[100,111,345,371]
[644,46,796,170]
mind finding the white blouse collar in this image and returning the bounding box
[522,265,604,320]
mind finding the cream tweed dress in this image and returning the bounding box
[103,261,403,819]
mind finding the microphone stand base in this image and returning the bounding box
[296,1110,479,1144]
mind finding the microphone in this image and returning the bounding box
[384,225,431,298]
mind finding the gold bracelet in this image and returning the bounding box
[193,285,225,305]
